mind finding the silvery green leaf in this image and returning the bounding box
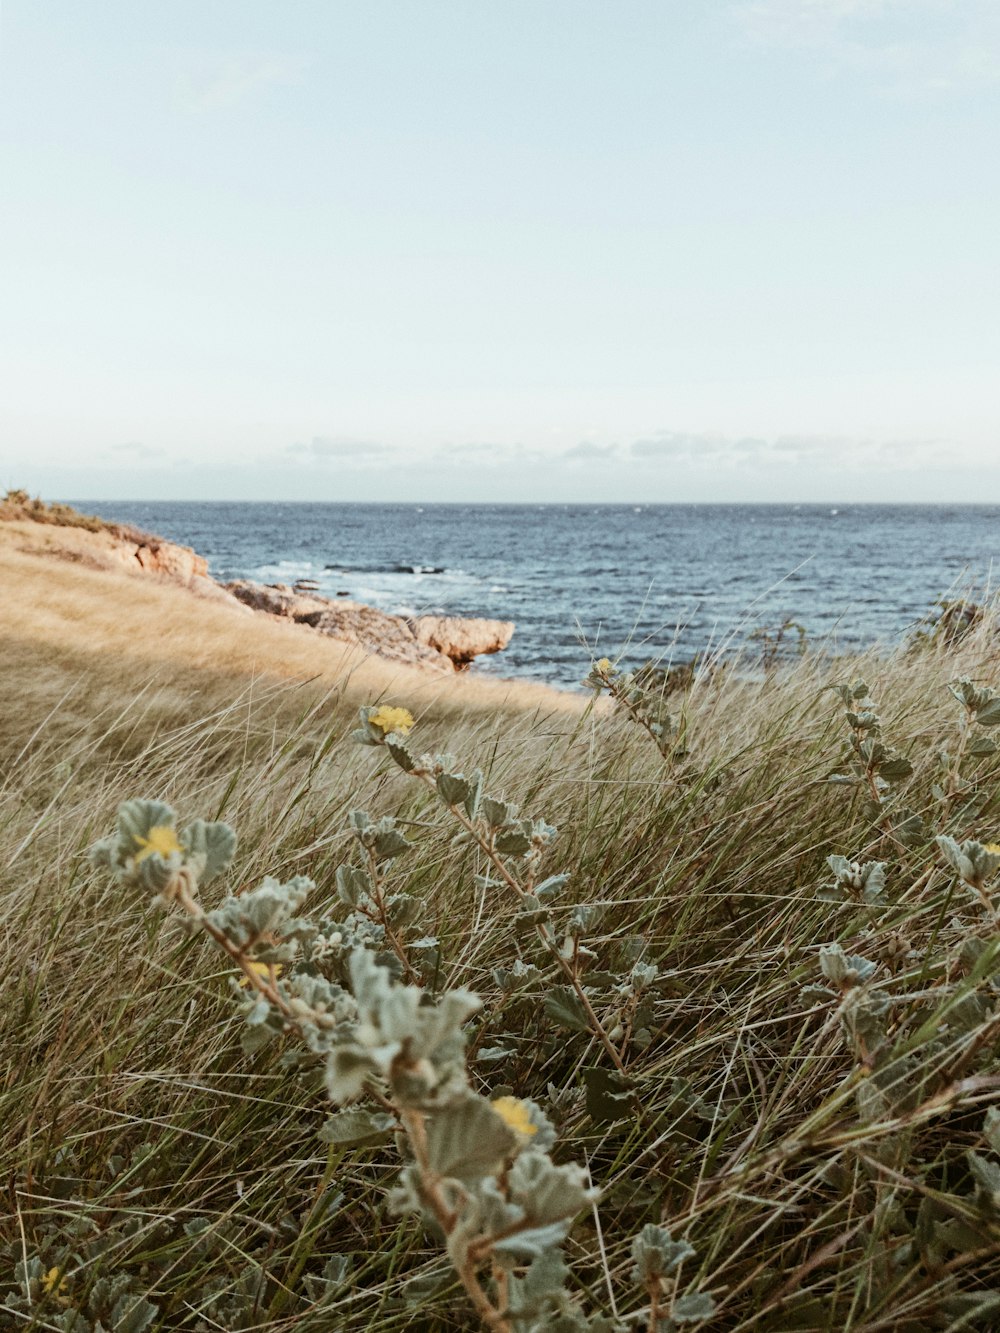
[464,768,484,820]
[544,986,591,1033]
[672,1292,717,1324]
[968,1150,1000,1211]
[493,1219,574,1257]
[508,1150,593,1223]
[319,1108,395,1147]
[827,773,859,785]
[245,996,271,1026]
[385,737,416,770]
[181,819,237,881]
[861,863,887,902]
[478,1045,514,1062]
[506,1249,571,1311]
[349,808,373,833]
[534,873,570,900]
[631,962,659,988]
[630,1223,695,1281]
[516,894,549,929]
[386,892,421,926]
[568,904,603,935]
[424,1094,517,1182]
[240,1022,277,1055]
[583,1065,632,1124]
[400,1269,452,1305]
[984,1107,1000,1155]
[976,698,1000,727]
[827,854,851,878]
[893,811,928,847]
[324,1045,382,1104]
[818,944,849,985]
[482,795,517,827]
[373,826,414,858]
[109,1297,159,1333]
[336,864,370,907]
[937,834,975,881]
[819,943,876,986]
[436,772,471,805]
[969,734,999,756]
[495,829,533,855]
[879,755,913,781]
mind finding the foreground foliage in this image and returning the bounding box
[5,620,1000,1329]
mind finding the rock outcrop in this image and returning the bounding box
[409,615,515,669]
[2,494,515,674]
[224,580,514,672]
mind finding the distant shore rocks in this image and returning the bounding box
[2,493,516,675]
[409,614,515,669]
[223,579,515,672]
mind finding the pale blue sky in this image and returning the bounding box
[2,0,999,501]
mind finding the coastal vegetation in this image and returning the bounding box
[4,509,1000,1329]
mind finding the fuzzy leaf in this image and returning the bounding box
[631,1224,695,1281]
[495,829,533,855]
[543,986,592,1034]
[672,1292,717,1324]
[109,1296,159,1333]
[319,1108,396,1148]
[583,1065,633,1124]
[437,772,471,805]
[464,768,484,820]
[385,737,416,771]
[424,1094,517,1182]
[182,819,237,881]
[336,864,371,907]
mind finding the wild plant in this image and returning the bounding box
[76,790,714,1333]
[584,658,688,762]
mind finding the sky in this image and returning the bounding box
[1,0,999,502]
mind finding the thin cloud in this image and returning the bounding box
[287,436,392,461]
[631,431,949,466]
[110,441,164,460]
[179,53,309,112]
[732,0,1000,94]
[563,441,619,461]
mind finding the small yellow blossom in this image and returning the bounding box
[133,825,183,864]
[985,843,1000,855]
[238,961,284,988]
[368,705,415,736]
[41,1267,69,1301]
[595,658,612,674]
[491,1096,538,1138]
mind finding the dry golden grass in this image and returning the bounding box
[6,512,1000,1330]
[0,519,585,765]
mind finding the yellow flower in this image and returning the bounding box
[491,1096,538,1138]
[41,1267,69,1301]
[133,825,183,864]
[985,843,1000,855]
[368,705,415,736]
[238,961,284,988]
[595,658,612,674]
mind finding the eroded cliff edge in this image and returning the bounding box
[1,492,514,674]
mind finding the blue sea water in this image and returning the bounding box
[74,502,1000,687]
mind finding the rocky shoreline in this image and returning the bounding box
[1,492,515,674]
[223,578,514,673]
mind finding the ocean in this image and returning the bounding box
[74,502,1000,687]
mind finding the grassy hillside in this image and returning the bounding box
[4,526,1000,1331]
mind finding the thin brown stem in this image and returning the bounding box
[413,773,628,1076]
[365,846,421,985]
